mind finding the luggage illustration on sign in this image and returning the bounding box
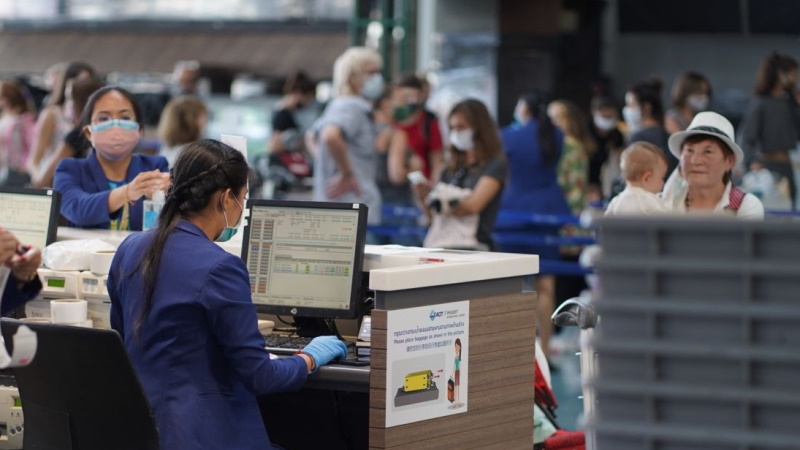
[447,377,455,403]
[394,369,440,407]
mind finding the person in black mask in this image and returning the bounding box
[394,74,444,182]
[269,71,317,155]
[739,52,800,210]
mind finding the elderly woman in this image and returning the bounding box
[662,111,764,219]
[310,47,383,224]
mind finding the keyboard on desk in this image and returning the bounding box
[263,335,313,355]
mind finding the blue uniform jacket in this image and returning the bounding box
[499,121,572,261]
[1,275,42,314]
[54,151,168,231]
[107,221,308,450]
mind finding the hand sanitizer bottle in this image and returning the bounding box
[143,189,165,231]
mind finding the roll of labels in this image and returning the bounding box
[89,250,115,275]
[50,299,91,328]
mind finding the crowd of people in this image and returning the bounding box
[1,46,799,449]
[1,49,796,231]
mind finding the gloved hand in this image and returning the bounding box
[301,336,348,373]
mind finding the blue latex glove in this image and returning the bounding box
[301,336,348,373]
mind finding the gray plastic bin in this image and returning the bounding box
[590,217,800,449]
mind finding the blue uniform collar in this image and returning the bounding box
[87,150,145,190]
[176,220,212,240]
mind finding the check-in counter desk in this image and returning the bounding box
[50,229,538,450]
[361,248,538,450]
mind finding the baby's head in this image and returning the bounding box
[749,159,764,173]
[621,141,668,194]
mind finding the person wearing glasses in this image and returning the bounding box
[54,86,169,231]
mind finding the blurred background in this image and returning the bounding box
[2,0,797,153]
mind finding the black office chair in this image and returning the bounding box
[1,319,159,450]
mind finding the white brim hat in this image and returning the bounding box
[667,111,744,165]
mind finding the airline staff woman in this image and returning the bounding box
[107,139,347,450]
[54,86,170,231]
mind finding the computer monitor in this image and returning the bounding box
[241,200,368,330]
[0,187,61,251]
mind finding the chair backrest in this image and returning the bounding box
[1,319,159,450]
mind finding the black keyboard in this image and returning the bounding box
[263,335,314,355]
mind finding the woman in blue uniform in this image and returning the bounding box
[107,139,347,450]
[500,92,572,357]
[54,86,170,231]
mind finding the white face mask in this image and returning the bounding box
[593,115,617,131]
[361,73,384,100]
[687,95,709,112]
[449,129,474,152]
[622,106,642,134]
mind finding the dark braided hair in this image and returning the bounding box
[133,138,249,338]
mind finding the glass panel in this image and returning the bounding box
[66,0,351,21]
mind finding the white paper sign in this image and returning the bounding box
[220,133,249,240]
[385,300,469,427]
[220,134,248,162]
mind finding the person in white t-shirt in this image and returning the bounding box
[605,141,670,216]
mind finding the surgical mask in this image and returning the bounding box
[216,193,243,242]
[687,95,709,112]
[393,103,420,122]
[593,115,617,131]
[89,119,140,161]
[449,129,474,152]
[361,74,384,100]
[622,106,642,134]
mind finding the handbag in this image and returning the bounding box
[423,212,479,249]
[422,182,480,249]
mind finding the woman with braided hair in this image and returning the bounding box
[107,139,347,450]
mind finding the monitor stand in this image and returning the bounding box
[293,317,339,338]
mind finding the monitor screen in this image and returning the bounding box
[241,200,368,320]
[0,188,60,251]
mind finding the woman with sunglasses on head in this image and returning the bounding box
[107,139,347,450]
[54,86,170,230]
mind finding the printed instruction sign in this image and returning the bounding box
[385,300,469,428]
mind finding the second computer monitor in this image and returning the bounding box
[0,187,61,251]
[241,200,368,320]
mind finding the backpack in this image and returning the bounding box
[726,186,746,212]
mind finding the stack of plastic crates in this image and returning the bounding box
[590,217,800,449]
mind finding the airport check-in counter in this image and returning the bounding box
[38,229,538,450]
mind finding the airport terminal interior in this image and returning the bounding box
[1,1,800,449]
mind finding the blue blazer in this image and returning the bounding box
[1,276,42,314]
[500,121,571,216]
[108,221,307,450]
[54,151,168,231]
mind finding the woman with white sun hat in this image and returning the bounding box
[661,111,764,219]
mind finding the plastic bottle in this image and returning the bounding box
[142,190,165,231]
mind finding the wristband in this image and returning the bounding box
[294,350,316,373]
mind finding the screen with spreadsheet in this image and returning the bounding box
[241,200,367,319]
[0,188,61,251]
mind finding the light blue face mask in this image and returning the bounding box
[361,74,384,100]
[216,193,243,242]
[90,119,139,132]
